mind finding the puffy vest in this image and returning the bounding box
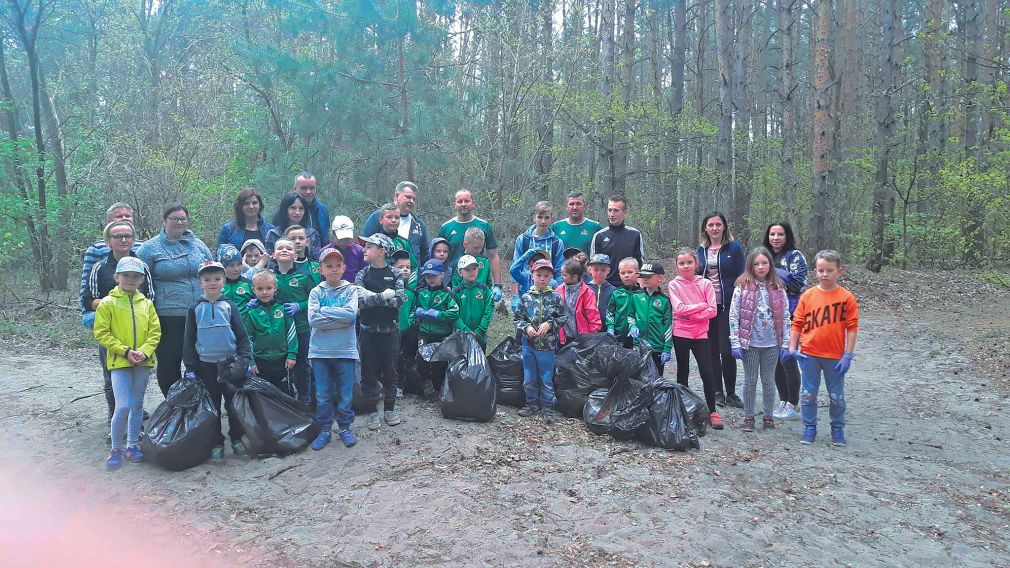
[736,284,786,349]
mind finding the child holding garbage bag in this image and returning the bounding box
[93,256,162,470]
[413,258,460,397]
[243,270,298,394]
[514,259,568,422]
[632,261,673,375]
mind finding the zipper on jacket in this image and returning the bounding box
[129,293,138,349]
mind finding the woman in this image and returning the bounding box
[695,211,745,408]
[83,221,154,429]
[763,221,808,420]
[217,187,275,250]
[265,192,322,254]
[138,205,213,396]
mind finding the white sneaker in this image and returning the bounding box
[772,401,787,419]
[783,402,801,420]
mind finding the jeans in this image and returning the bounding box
[312,358,356,430]
[521,340,556,408]
[707,305,737,397]
[673,336,718,413]
[292,331,312,405]
[98,346,114,419]
[110,366,150,450]
[155,316,187,396]
[360,329,400,412]
[195,361,245,445]
[742,346,778,418]
[775,356,801,405]
[800,355,846,428]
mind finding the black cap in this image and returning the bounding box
[638,261,665,276]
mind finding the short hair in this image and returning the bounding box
[251,270,276,285]
[608,194,629,208]
[464,227,485,242]
[455,188,473,200]
[675,247,699,264]
[380,202,400,214]
[295,171,315,182]
[392,256,412,266]
[814,249,843,267]
[103,221,135,240]
[233,188,264,226]
[395,181,417,194]
[273,237,296,250]
[699,211,734,247]
[562,258,586,278]
[566,191,585,201]
[162,204,188,220]
[534,201,552,216]
[618,257,640,270]
[283,224,306,236]
[106,202,133,221]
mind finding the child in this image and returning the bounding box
[392,250,418,397]
[320,215,365,284]
[668,248,721,429]
[563,247,588,268]
[424,237,450,289]
[514,259,567,422]
[182,261,252,461]
[786,250,858,446]
[586,254,615,332]
[555,259,602,346]
[93,256,161,470]
[412,259,460,397]
[265,238,316,405]
[243,270,297,394]
[729,247,792,432]
[308,248,360,450]
[378,202,419,271]
[632,261,672,374]
[453,255,494,349]
[241,239,268,279]
[285,225,321,280]
[606,257,643,346]
[219,245,254,312]
[512,201,564,281]
[508,248,553,312]
[452,227,494,290]
[355,234,407,430]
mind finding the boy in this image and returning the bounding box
[786,250,858,447]
[182,261,252,461]
[392,250,419,396]
[450,227,496,294]
[606,257,643,346]
[378,202,419,271]
[586,254,615,331]
[285,225,321,281]
[265,237,316,405]
[508,248,554,312]
[320,215,365,284]
[241,239,268,279]
[242,270,297,394]
[453,255,494,349]
[632,262,673,374]
[514,259,567,422]
[308,248,360,450]
[412,259,460,397]
[219,245,254,313]
[512,201,564,281]
[355,233,407,430]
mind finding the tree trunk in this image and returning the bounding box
[38,73,70,290]
[778,0,800,233]
[732,0,753,241]
[868,0,898,273]
[614,0,634,195]
[599,0,617,195]
[666,0,687,234]
[810,0,834,253]
[921,0,948,215]
[397,38,416,181]
[534,0,555,201]
[714,0,734,206]
[962,0,984,263]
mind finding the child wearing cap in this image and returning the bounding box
[321,215,365,284]
[93,256,161,470]
[453,255,494,349]
[219,245,254,313]
[378,202,419,271]
[606,257,643,347]
[241,239,268,279]
[562,247,588,267]
[284,225,321,280]
[355,233,407,430]
[555,259,602,346]
[264,237,316,405]
[587,254,616,331]
[632,261,673,375]
[460,227,500,301]
[515,258,567,421]
[183,260,253,462]
[508,248,555,312]
[391,249,419,396]
[412,258,460,397]
[308,247,361,450]
[243,270,298,394]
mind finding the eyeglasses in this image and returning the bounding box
[109,234,134,241]
[167,216,189,223]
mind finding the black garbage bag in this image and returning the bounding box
[679,384,710,436]
[636,380,701,451]
[488,335,525,407]
[603,374,654,440]
[231,377,321,456]
[351,380,384,414]
[140,379,219,471]
[554,333,621,417]
[582,388,610,435]
[424,331,496,421]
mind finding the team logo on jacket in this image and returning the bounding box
[475,291,484,300]
[237,288,247,295]
[289,277,301,287]
[654,299,662,308]
[603,237,610,242]
[433,296,443,305]
[580,229,588,235]
[273,310,284,319]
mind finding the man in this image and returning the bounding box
[551,191,603,256]
[80,202,140,321]
[293,171,330,236]
[362,181,430,263]
[437,189,503,302]
[590,194,645,288]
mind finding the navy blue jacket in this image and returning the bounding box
[695,240,745,306]
[217,217,275,250]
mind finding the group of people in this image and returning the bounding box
[80,173,859,470]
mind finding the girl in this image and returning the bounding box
[94,256,162,470]
[554,259,602,346]
[668,248,722,430]
[763,222,808,420]
[728,247,791,432]
[695,211,745,409]
[265,192,322,253]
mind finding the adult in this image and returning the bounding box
[695,211,746,408]
[79,202,139,327]
[589,194,645,288]
[137,205,213,396]
[764,221,808,420]
[82,221,153,432]
[217,187,275,250]
[362,181,430,263]
[437,189,503,301]
[293,171,330,237]
[552,191,603,257]
[265,192,323,253]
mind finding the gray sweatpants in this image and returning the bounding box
[743,346,778,419]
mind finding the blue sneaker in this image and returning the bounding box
[106,449,124,470]
[209,445,225,462]
[339,428,357,447]
[124,446,144,463]
[311,431,331,451]
[831,426,847,447]
[800,425,817,445]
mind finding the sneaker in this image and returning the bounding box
[542,408,560,423]
[367,412,382,431]
[715,392,726,407]
[726,394,744,408]
[310,431,331,451]
[710,411,724,430]
[772,401,787,419]
[209,445,225,462]
[518,404,539,417]
[800,425,816,444]
[105,432,112,447]
[384,410,402,426]
[742,417,755,432]
[106,449,124,471]
[783,403,801,420]
[831,426,847,447]
[339,428,357,447]
[396,387,404,399]
[124,446,144,463]
[762,417,775,430]
[231,441,252,459]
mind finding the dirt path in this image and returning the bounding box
[1,298,1008,567]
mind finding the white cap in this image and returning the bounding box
[457,255,479,270]
[115,256,147,275]
[331,215,354,239]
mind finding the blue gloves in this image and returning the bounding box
[779,347,792,363]
[511,295,521,312]
[774,267,790,282]
[184,371,197,381]
[659,353,671,365]
[81,311,96,330]
[606,328,615,337]
[246,298,260,310]
[731,347,745,360]
[491,285,503,303]
[283,302,301,316]
[414,308,439,320]
[629,326,640,340]
[835,351,854,376]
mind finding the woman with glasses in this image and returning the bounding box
[138,205,213,395]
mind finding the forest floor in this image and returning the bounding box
[0,267,1008,567]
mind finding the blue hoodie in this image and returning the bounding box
[307,280,359,360]
[513,225,564,280]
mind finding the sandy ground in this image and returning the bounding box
[1,284,1008,567]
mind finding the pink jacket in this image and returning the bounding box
[555,282,602,344]
[667,275,717,340]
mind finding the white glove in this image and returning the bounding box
[380,289,396,301]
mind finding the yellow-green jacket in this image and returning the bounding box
[93,287,161,370]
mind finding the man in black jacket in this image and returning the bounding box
[589,195,645,288]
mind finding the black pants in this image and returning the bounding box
[255,357,293,396]
[650,352,666,377]
[292,331,312,405]
[361,329,400,412]
[775,357,801,405]
[707,305,737,396]
[673,336,718,413]
[417,332,449,395]
[397,326,419,390]
[155,316,187,396]
[98,346,114,419]
[196,361,244,445]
